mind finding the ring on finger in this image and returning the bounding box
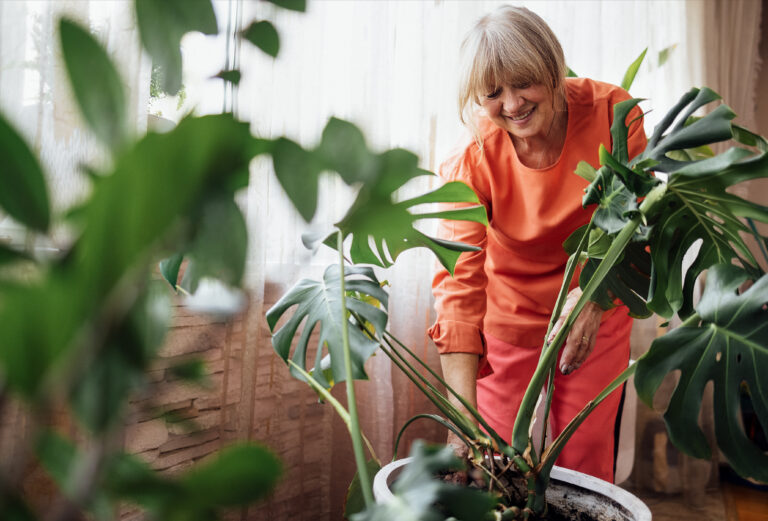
[581,335,589,344]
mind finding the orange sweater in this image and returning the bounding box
[429,78,647,365]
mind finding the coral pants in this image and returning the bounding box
[477,311,633,483]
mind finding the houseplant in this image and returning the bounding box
[266,54,768,521]
[0,0,313,519]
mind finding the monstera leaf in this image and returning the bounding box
[635,264,768,482]
[635,87,735,173]
[266,264,389,388]
[335,149,487,275]
[648,148,768,318]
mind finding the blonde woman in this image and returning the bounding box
[429,6,646,483]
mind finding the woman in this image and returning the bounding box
[428,5,646,483]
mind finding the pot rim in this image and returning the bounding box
[372,457,651,521]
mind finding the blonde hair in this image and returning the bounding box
[458,6,567,148]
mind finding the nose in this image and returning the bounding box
[501,89,525,114]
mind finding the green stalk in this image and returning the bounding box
[287,361,379,462]
[537,221,595,460]
[538,361,638,478]
[337,231,373,507]
[512,182,666,455]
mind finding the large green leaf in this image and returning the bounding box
[135,0,218,95]
[637,87,735,173]
[647,149,768,317]
[266,264,388,387]
[182,443,281,507]
[184,197,248,292]
[350,442,496,521]
[269,117,487,272]
[0,114,50,232]
[60,19,128,151]
[635,265,768,482]
[70,281,171,433]
[336,154,487,275]
[0,115,258,397]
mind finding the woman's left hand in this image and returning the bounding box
[547,287,603,375]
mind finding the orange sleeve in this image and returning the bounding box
[427,149,490,361]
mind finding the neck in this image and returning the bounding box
[512,105,568,168]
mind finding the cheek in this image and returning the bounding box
[481,99,501,116]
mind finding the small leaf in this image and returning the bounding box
[0,115,50,231]
[566,67,578,78]
[242,20,280,58]
[271,137,323,222]
[214,69,241,85]
[36,430,78,492]
[135,0,218,95]
[266,0,307,12]
[318,117,375,185]
[574,161,596,183]
[169,358,207,383]
[182,443,282,507]
[344,459,382,518]
[60,19,128,151]
[621,48,647,91]
[657,44,677,67]
[159,253,184,290]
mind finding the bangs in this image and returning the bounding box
[467,32,553,102]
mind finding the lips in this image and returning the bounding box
[505,105,535,123]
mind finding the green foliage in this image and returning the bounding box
[0,114,50,232]
[345,459,383,518]
[635,264,768,482]
[620,48,647,91]
[242,20,280,57]
[267,264,388,388]
[351,442,497,521]
[215,69,242,85]
[266,0,307,12]
[60,19,128,152]
[135,0,218,95]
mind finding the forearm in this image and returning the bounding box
[440,352,479,413]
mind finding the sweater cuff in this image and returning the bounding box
[428,320,493,378]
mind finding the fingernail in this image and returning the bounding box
[560,364,570,375]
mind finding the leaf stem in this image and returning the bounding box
[337,231,373,507]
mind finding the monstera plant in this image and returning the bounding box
[267,69,768,521]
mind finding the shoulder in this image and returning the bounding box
[565,77,632,109]
[439,119,503,183]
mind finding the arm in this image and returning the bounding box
[428,150,490,427]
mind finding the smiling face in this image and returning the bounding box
[479,82,556,141]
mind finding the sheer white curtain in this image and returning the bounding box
[235,1,717,519]
[0,0,149,247]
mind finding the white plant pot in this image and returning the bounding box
[373,457,651,521]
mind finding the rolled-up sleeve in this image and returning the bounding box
[428,150,491,368]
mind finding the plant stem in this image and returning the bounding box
[539,361,638,476]
[287,361,379,463]
[512,183,667,456]
[337,231,373,507]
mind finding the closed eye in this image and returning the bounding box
[486,87,501,99]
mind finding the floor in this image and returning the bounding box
[621,477,768,521]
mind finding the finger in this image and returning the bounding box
[560,331,591,375]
